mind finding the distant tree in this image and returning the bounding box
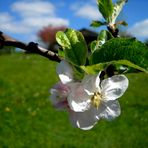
[37,25,67,52]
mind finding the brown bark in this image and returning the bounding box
[0,31,62,62]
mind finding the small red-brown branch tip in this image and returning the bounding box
[0,31,61,62]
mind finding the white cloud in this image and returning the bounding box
[128,19,148,37]
[22,16,69,28]
[0,22,31,34]
[11,1,55,17]
[0,13,13,23]
[0,1,69,41]
[72,4,102,20]
[0,12,31,33]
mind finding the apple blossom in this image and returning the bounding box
[67,73,128,129]
[50,60,129,130]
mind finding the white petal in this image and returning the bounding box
[98,100,121,120]
[69,107,99,130]
[67,83,91,112]
[56,60,73,84]
[82,73,101,93]
[101,75,129,101]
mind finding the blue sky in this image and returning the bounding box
[0,0,148,43]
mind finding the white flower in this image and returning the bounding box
[67,73,129,130]
[50,60,129,130]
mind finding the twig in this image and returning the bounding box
[0,31,62,62]
[107,26,119,38]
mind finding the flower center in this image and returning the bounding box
[91,92,102,109]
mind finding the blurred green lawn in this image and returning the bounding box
[0,53,148,148]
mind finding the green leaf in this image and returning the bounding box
[97,0,114,22]
[90,40,97,53]
[56,28,88,66]
[110,0,127,24]
[73,66,85,81]
[81,60,148,75]
[90,20,106,28]
[58,49,65,58]
[90,30,113,53]
[56,31,71,49]
[116,21,128,26]
[90,38,148,72]
[98,30,113,41]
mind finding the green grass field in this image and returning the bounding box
[0,53,148,148]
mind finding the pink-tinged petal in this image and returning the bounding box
[50,82,69,110]
[67,83,91,112]
[98,100,121,120]
[82,73,101,93]
[101,75,129,101]
[56,60,73,84]
[69,107,99,130]
[50,82,69,98]
[54,99,69,110]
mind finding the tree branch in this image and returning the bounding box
[0,31,62,62]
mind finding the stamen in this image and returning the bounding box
[91,92,101,109]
